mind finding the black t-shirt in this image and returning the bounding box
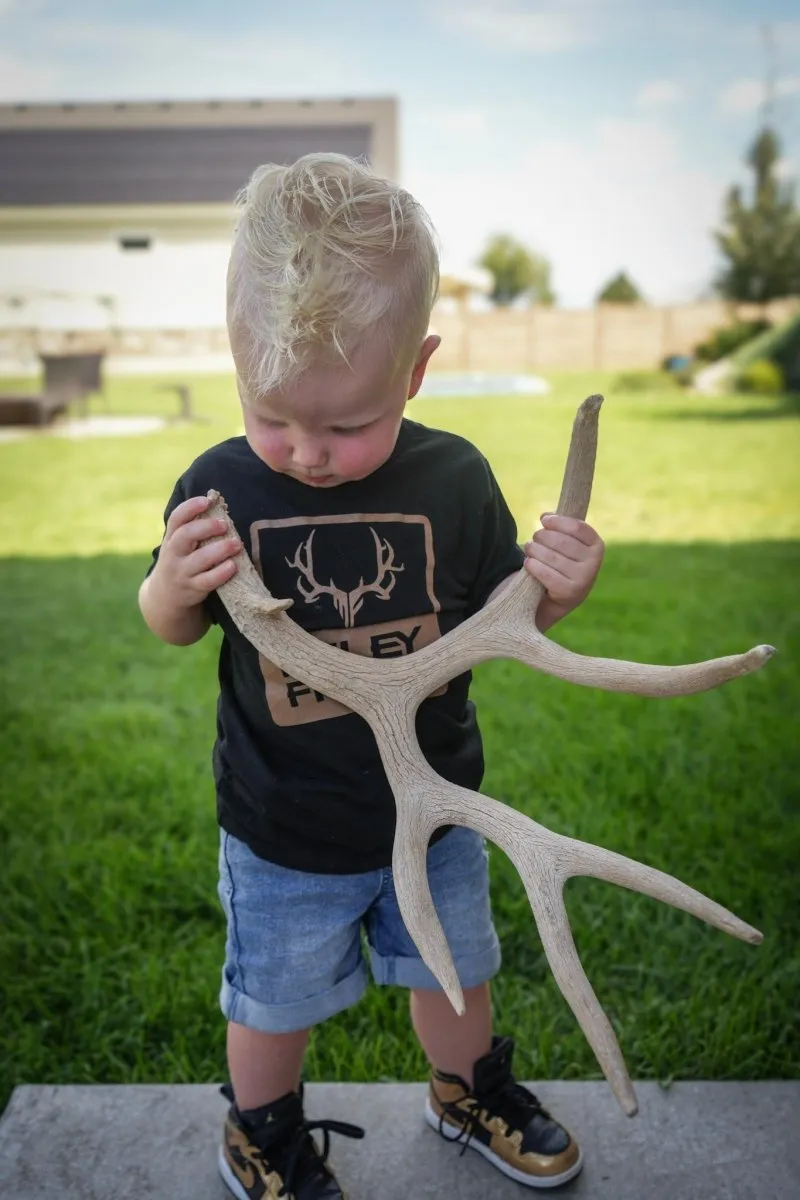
[149,417,524,873]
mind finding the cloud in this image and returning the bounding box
[0,18,356,102]
[636,80,684,108]
[408,118,723,307]
[718,76,800,115]
[436,1,585,53]
[717,80,763,116]
[435,0,745,56]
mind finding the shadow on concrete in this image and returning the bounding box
[1,1081,799,1199]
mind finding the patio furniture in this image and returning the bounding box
[0,392,69,426]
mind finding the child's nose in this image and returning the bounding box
[291,436,328,469]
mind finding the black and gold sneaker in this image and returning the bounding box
[425,1037,583,1189]
[218,1082,364,1200]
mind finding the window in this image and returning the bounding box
[118,235,152,251]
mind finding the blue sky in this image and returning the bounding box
[2,0,799,306]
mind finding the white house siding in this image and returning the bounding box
[0,237,232,329]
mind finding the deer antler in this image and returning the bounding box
[203,395,772,1116]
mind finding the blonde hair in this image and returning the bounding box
[227,152,440,398]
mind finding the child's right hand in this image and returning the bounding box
[152,494,242,609]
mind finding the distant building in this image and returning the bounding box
[0,97,397,348]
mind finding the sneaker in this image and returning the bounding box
[218,1082,364,1200]
[425,1036,583,1189]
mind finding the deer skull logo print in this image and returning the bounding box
[202,395,772,1117]
[286,527,405,628]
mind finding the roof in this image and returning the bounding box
[0,98,397,207]
[0,124,372,206]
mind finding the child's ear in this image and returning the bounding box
[408,334,441,399]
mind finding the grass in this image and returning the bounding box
[1,371,798,1108]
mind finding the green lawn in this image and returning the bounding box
[1,372,798,1108]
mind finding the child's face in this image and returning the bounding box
[239,334,439,488]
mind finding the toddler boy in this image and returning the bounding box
[139,153,604,1198]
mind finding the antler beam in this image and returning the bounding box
[203,395,771,1116]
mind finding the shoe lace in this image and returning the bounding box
[255,1114,365,1197]
[438,1079,550,1158]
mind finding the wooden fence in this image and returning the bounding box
[429,298,799,372]
[0,298,797,372]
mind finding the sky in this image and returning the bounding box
[2,0,799,308]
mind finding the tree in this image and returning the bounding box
[597,271,643,304]
[715,127,800,302]
[478,234,555,306]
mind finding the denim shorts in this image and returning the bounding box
[217,825,502,1033]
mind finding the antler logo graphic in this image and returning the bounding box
[286,527,405,627]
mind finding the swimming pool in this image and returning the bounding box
[419,373,550,397]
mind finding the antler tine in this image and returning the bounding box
[561,836,764,944]
[526,883,640,1115]
[206,492,294,622]
[488,394,600,630]
[519,634,776,695]
[556,392,603,519]
[362,702,467,1015]
[393,808,467,1015]
[506,821,763,1115]
[392,568,774,706]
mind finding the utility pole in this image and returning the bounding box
[760,24,777,130]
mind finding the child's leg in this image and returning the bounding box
[367,825,500,1083]
[217,829,375,1110]
[227,1021,310,1109]
[410,981,492,1086]
[366,829,582,1186]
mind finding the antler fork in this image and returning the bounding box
[203,395,772,1116]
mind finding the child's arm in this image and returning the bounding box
[138,494,242,646]
[486,513,605,632]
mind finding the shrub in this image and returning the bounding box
[736,358,785,394]
[694,319,772,363]
[597,271,643,303]
[672,365,696,388]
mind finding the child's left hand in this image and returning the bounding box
[523,513,604,612]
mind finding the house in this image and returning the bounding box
[0,97,397,360]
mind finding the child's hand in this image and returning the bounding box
[152,494,242,610]
[523,513,604,612]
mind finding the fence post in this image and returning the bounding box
[661,306,673,362]
[527,307,537,369]
[593,305,604,369]
[461,308,471,371]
